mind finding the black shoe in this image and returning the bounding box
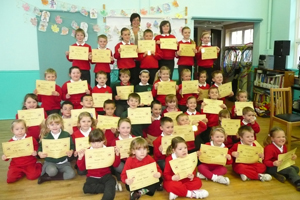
[295,180,300,191]
[37,174,51,184]
[130,191,141,200]
[157,184,163,191]
[274,173,286,183]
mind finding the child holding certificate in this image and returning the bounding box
[197,70,210,111]
[200,87,227,143]
[134,70,153,93]
[38,114,75,184]
[153,117,174,171]
[80,94,94,109]
[113,69,132,116]
[263,127,300,190]
[114,27,137,84]
[34,68,62,115]
[65,28,92,85]
[211,70,234,103]
[154,20,177,79]
[219,109,238,149]
[92,71,113,115]
[61,101,73,119]
[177,69,199,112]
[77,129,121,199]
[16,93,48,141]
[231,90,249,120]
[61,67,92,109]
[137,29,162,84]
[164,137,209,199]
[197,126,232,185]
[2,119,42,183]
[195,31,220,84]
[241,107,260,140]
[162,94,180,116]
[121,137,162,200]
[176,27,197,82]
[102,100,118,146]
[92,34,114,86]
[229,126,271,182]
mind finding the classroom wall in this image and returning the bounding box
[1,0,297,119]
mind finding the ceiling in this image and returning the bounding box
[194,20,237,28]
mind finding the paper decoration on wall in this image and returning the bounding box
[149,7,155,15]
[140,9,147,15]
[109,10,116,16]
[172,0,179,7]
[113,26,120,34]
[41,0,49,6]
[90,9,97,19]
[23,3,30,11]
[30,18,37,26]
[163,3,171,13]
[55,16,62,24]
[100,10,108,17]
[61,27,69,35]
[105,25,110,33]
[71,21,79,29]
[156,6,163,13]
[49,0,57,9]
[107,34,112,41]
[146,22,152,29]
[80,22,88,41]
[60,2,68,11]
[80,8,89,16]
[93,24,100,32]
[41,11,50,22]
[179,27,183,33]
[51,24,59,33]
[175,13,183,19]
[71,29,75,37]
[70,5,77,13]
[120,10,128,16]
[38,21,48,32]
[153,20,159,29]
[33,7,41,16]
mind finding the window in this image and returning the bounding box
[295,0,300,69]
[225,26,253,46]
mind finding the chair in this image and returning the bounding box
[269,87,300,150]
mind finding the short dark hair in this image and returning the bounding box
[130,13,141,25]
[151,100,161,109]
[159,20,171,34]
[143,29,153,35]
[103,99,115,108]
[89,129,106,143]
[81,94,92,102]
[128,93,141,103]
[69,66,81,74]
[61,101,74,109]
[160,117,173,126]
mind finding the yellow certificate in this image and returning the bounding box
[164,111,183,124]
[173,125,194,142]
[147,134,157,147]
[36,80,55,96]
[161,135,185,155]
[138,40,156,53]
[126,162,159,191]
[75,137,90,151]
[157,81,176,95]
[71,108,96,126]
[221,119,240,136]
[42,138,70,159]
[2,137,34,158]
[85,147,115,169]
[169,152,198,180]
[179,43,196,57]
[128,107,151,124]
[236,144,261,164]
[93,93,112,108]
[97,115,120,129]
[254,140,264,163]
[197,89,209,101]
[18,108,45,127]
[203,98,223,114]
[116,85,134,100]
[136,91,153,105]
[63,118,73,135]
[69,46,89,60]
[199,144,228,166]
[160,38,177,50]
[235,102,254,116]
[67,80,88,95]
[92,49,111,63]
[277,148,297,172]
[201,46,217,60]
[188,114,206,124]
[218,82,232,98]
[116,137,138,159]
[182,80,198,94]
[120,45,138,58]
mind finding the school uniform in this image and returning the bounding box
[163,153,202,197]
[37,84,62,115]
[4,134,42,183]
[231,104,243,120]
[134,83,153,93]
[200,108,219,143]
[121,109,145,137]
[177,83,198,112]
[112,82,131,117]
[197,82,210,111]
[153,133,168,171]
[241,119,260,140]
[61,79,92,109]
[143,115,161,154]
[152,79,176,106]
[66,42,92,85]
[161,108,181,117]
[71,128,92,146]
[92,84,113,115]
[177,39,195,82]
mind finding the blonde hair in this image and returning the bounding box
[165,94,177,104]
[210,126,227,141]
[119,69,131,77]
[129,137,149,157]
[181,27,195,44]
[237,125,254,138]
[96,71,108,78]
[77,112,96,129]
[176,113,188,123]
[218,109,230,118]
[115,118,132,137]
[236,90,248,100]
[199,31,210,45]
[98,34,107,41]
[40,114,64,139]
[242,107,255,115]
[11,119,27,132]
[75,28,85,37]
[153,66,170,84]
[44,68,57,77]
[263,127,285,146]
[181,69,191,80]
[166,136,186,156]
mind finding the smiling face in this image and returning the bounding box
[166,100,176,110]
[160,122,174,135]
[144,32,153,40]
[160,70,170,81]
[162,23,170,34]
[103,103,116,116]
[182,72,191,81]
[131,17,140,28]
[237,92,248,102]
[182,28,191,40]
[75,32,85,43]
[211,131,225,146]
[12,122,26,139]
[208,88,219,100]
[69,68,81,81]
[96,74,107,86]
[177,115,190,126]
[173,142,188,158]
[61,104,73,118]
[118,121,131,138]
[127,97,139,109]
[186,98,197,111]
[24,97,38,109]
[139,72,150,85]
[212,73,223,85]
[45,73,56,81]
[132,147,148,160]
[240,131,254,145]
[47,121,62,134]
[120,73,130,85]
[121,30,131,43]
[201,33,210,45]
[151,103,162,118]
[271,130,286,147]
[98,37,108,49]
[199,73,207,84]
[79,116,92,132]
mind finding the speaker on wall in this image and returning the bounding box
[273,55,286,70]
[274,40,290,56]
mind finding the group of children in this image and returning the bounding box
[2,20,300,200]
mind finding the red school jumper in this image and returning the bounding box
[152,79,176,106]
[137,44,162,69]
[162,108,181,117]
[143,115,162,139]
[177,40,195,66]
[153,133,167,162]
[241,119,260,140]
[66,43,92,71]
[71,128,93,149]
[200,108,219,128]
[177,84,198,107]
[4,135,42,183]
[163,153,202,196]
[231,104,243,120]
[195,45,218,68]
[154,34,177,61]
[37,85,62,111]
[229,142,266,180]
[92,48,114,73]
[61,80,92,109]
[114,42,135,69]
[263,143,287,168]
[92,85,113,112]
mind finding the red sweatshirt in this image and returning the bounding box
[137,44,162,69]
[121,155,162,183]
[92,85,113,112]
[92,48,114,73]
[37,85,62,111]
[231,105,243,120]
[71,128,93,146]
[177,40,195,66]
[202,142,232,166]
[152,80,177,106]
[153,134,166,161]
[114,42,135,69]
[229,142,257,167]
[263,143,287,167]
[195,45,218,67]
[154,34,177,60]
[143,117,162,138]
[177,84,198,106]
[162,108,181,117]
[200,109,219,128]
[66,43,92,70]
[241,120,260,140]
[61,80,92,109]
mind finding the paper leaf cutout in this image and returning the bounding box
[172,0,179,7]
[120,10,128,16]
[163,3,171,13]
[156,6,163,13]
[51,24,59,33]
[153,20,159,29]
[41,0,48,6]
[100,10,108,17]
[90,9,98,19]
[33,7,41,16]
[71,21,79,29]
[150,7,155,15]
[70,5,77,13]
[175,13,183,19]
[80,8,89,16]
[146,22,152,29]
[61,27,69,35]
[23,3,30,11]
[30,18,37,26]
[93,25,100,32]
[140,9,147,15]
[55,16,62,24]
[38,21,48,32]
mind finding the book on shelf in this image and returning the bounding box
[254,70,285,89]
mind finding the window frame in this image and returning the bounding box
[225,25,254,47]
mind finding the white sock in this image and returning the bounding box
[186,190,193,198]
[211,174,218,182]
